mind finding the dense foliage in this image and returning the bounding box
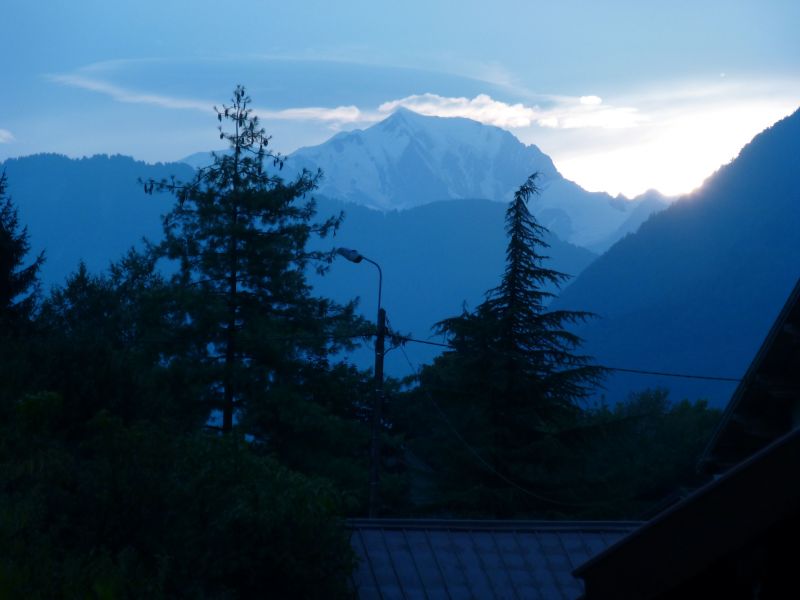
[0,405,354,598]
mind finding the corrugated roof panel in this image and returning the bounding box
[451,533,495,598]
[404,530,448,594]
[358,529,400,592]
[427,530,469,589]
[383,531,426,595]
[578,531,613,557]
[350,521,639,600]
[517,533,559,591]
[557,532,592,570]
[474,532,517,598]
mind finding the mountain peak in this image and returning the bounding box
[388,105,416,117]
[285,111,662,249]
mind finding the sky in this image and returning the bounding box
[1,0,799,198]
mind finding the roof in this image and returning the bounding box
[574,427,800,599]
[700,276,800,473]
[349,519,639,600]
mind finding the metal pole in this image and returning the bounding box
[369,306,386,518]
[334,249,385,517]
[360,256,384,518]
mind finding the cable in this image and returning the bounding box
[145,324,744,383]
[600,366,740,383]
[392,334,743,383]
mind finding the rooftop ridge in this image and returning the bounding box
[347,518,642,532]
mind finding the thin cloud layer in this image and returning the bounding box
[52,72,366,126]
[0,129,13,144]
[379,93,537,128]
[258,105,363,123]
[378,92,644,130]
[52,68,635,132]
[50,74,212,112]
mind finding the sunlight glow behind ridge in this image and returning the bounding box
[551,99,798,198]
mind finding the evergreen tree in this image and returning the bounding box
[147,86,364,432]
[145,87,385,510]
[0,171,44,331]
[405,173,603,516]
[26,252,208,429]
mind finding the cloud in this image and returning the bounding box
[378,93,538,128]
[50,60,637,132]
[377,92,643,130]
[51,74,213,112]
[258,105,363,123]
[0,129,14,143]
[51,72,366,126]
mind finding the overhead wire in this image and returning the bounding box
[156,326,742,383]
[389,334,742,384]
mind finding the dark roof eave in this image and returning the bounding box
[573,427,800,599]
[700,276,800,468]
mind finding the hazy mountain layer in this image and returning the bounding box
[554,108,800,406]
[1,153,191,286]
[310,197,597,373]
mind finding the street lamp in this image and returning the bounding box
[336,247,386,518]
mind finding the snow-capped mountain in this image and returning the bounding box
[286,108,666,252]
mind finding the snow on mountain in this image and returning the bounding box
[285,108,665,252]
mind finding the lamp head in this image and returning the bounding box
[336,247,364,263]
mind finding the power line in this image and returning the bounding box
[391,334,742,384]
[159,325,742,383]
[600,366,740,383]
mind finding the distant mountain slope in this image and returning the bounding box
[554,108,800,406]
[310,196,597,372]
[1,154,192,286]
[186,109,666,252]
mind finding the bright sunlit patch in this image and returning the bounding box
[580,95,603,105]
[554,106,645,129]
[551,98,799,197]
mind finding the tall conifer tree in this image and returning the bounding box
[148,86,364,433]
[0,171,44,330]
[407,173,603,516]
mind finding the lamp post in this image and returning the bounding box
[336,247,385,518]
